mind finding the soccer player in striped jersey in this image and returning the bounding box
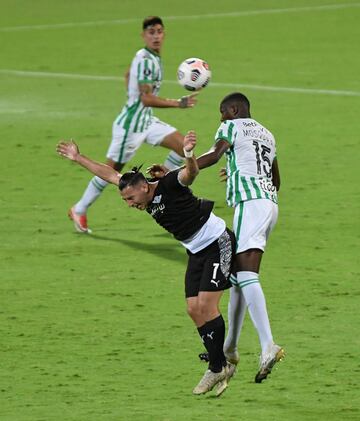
[68,16,197,234]
[195,92,284,383]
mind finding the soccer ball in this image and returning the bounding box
[177,58,211,91]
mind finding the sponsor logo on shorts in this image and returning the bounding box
[211,279,220,288]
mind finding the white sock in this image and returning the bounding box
[223,281,247,355]
[237,271,273,354]
[163,151,183,170]
[74,176,109,214]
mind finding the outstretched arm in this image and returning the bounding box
[196,139,230,169]
[147,137,230,179]
[56,140,121,186]
[139,84,198,108]
[178,131,199,186]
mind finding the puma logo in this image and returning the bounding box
[211,279,220,288]
[207,331,214,340]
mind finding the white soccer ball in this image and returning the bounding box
[177,58,211,91]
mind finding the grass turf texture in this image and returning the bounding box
[1,0,360,419]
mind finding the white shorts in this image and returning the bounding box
[106,117,177,163]
[233,199,278,254]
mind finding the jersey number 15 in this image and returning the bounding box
[252,140,272,178]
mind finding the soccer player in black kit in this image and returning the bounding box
[57,132,236,396]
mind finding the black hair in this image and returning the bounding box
[142,16,164,30]
[119,166,147,191]
[221,92,250,112]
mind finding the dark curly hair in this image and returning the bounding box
[220,92,250,113]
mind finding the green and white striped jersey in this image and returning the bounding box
[114,47,163,133]
[215,118,278,206]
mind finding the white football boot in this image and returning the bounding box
[215,362,237,397]
[255,343,285,383]
[193,366,227,395]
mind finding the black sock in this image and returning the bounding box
[197,315,226,373]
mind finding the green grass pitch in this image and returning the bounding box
[1,0,360,419]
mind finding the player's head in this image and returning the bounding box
[142,16,165,53]
[220,92,251,121]
[119,166,152,211]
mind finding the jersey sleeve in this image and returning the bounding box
[215,120,238,145]
[137,57,156,84]
[162,169,188,191]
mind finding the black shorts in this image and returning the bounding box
[185,228,235,298]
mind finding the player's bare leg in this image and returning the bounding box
[70,159,124,233]
[160,131,185,169]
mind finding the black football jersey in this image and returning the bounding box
[146,170,214,241]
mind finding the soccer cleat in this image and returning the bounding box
[225,349,240,366]
[255,343,285,383]
[68,207,92,234]
[198,352,209,363]
[192,367,227,395]
[215,362,237,397]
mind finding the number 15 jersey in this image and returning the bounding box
[215,118,278,206]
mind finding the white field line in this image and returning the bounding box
[1,3,359,32]
[0,69,359,97]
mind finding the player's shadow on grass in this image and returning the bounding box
[89,234,185,263]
